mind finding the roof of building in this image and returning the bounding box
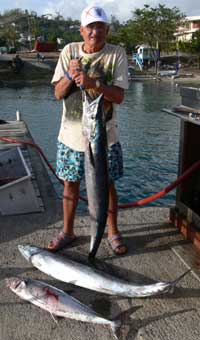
[186,15,200,21]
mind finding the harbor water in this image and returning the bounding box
[0,81,184,211]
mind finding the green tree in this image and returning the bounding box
[1,8,24,24]
[48,33,57,43]
[3,24,18,46]
[191,31,200,69]
[178,40,192,53]
[191,31,200,53]
[109,15,121,33]
[127,4,184,51]
[107,24,138,53]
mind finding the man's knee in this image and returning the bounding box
[109,181,116,194]
[64,180,80,192]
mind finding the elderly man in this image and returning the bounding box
[48,6,129,255]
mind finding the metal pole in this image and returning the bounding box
[16,110,21,121]
[176,40,180,73]
[27,14,32,51]
[156,41,159,77]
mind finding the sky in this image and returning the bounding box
[0,0,200,23]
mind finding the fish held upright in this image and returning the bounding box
[82,93,109,258]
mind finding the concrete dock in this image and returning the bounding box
[0,120,200,340]
[1,205,200,340]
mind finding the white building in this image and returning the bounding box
[175,16,200,41]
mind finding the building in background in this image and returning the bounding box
[132,44,158,70]
[175,16,200,41]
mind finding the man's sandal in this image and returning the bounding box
[47,231,76,252]
[108,234,127,255]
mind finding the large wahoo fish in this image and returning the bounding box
[18,245,190,298]
[82,93,109,258]
[6,277,120,339]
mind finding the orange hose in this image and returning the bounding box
[118,159,200,209]
[1,136,199,209]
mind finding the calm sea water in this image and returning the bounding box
[0,81,187,210]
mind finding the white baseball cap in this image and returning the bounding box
[81,6,109,27]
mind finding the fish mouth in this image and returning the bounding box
[18,244,39,261]
[18,245,31,261]
[5,277,22,290]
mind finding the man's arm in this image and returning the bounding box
[54,77,73,100]
[96,82,124,104]
[54,58,82,100]
[55,73,124,103]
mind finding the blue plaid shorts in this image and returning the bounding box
[56,141,123,182]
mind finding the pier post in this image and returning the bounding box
[169,87,200,253]
[16,110,21,121]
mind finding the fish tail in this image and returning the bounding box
[162,269,192,295]
[110,305,142,337]
[171,268,192,286]
[110,320,121,340]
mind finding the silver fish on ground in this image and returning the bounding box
[18,245,190,298]
[6,277,120,339]
[82,93,109,259]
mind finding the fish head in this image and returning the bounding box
[18,244,40,261]
[82,93,104,140]
[5,277,26,292]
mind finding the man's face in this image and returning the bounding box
[80,22,109,50]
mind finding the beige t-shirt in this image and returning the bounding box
[52,42,129,151]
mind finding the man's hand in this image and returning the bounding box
[68,59,82,80]
[74,71,95,89]
[74,72,124,104]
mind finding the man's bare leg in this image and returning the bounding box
[107,182,127,254]
[62,180,80,237]
[47,180,80,250]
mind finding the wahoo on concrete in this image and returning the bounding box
[6,277,120,339]
[18,245,190,298]
[82,93,109,258]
